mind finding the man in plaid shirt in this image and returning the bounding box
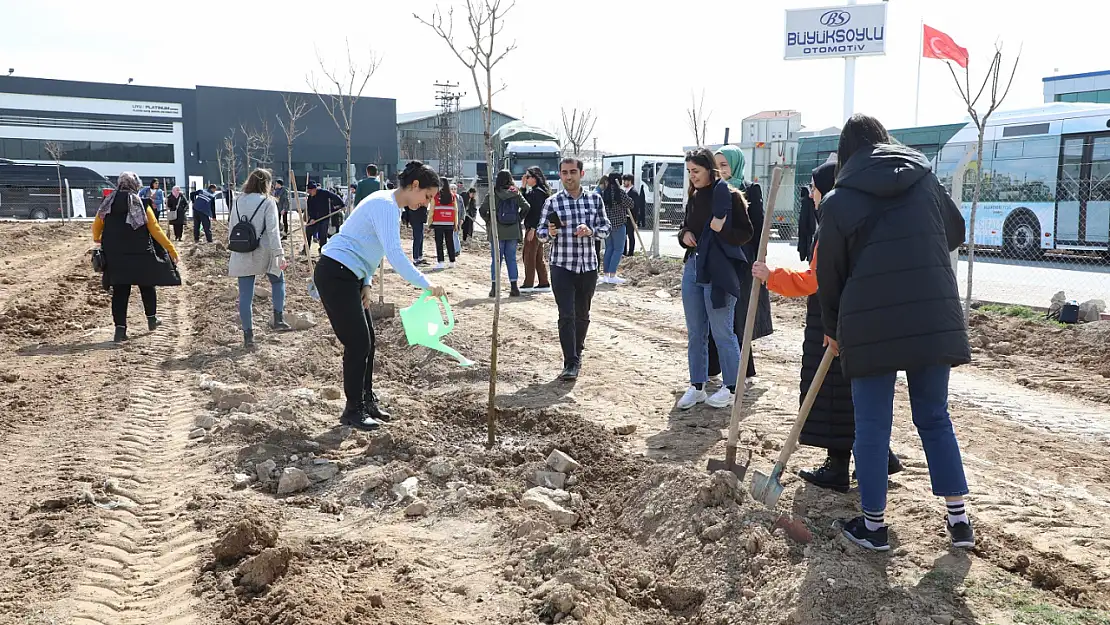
[536,157,612,381]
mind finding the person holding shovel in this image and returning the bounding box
[316,160,447,431]
[752,162,902,493]
[816,114,972,552]
[303,181,345,255]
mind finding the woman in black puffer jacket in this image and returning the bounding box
[817,114,972,553]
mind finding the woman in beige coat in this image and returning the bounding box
[229,168,289,347]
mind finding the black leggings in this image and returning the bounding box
[172,222,184,240]
[111,285,156,327]
[314,255,375,408]
[433,225,457,262]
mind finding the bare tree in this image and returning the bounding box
[239,123,260,172]
[687,89,711,146]
[276,94,315,265]
[560,107,597,157]
[240,119,275,171]
[307,40,380,190]
[946,42,1021,320]
[43,141,66,221]
[417,0,517,448]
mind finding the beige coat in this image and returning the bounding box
[227,193,284,277]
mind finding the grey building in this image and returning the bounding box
[397,106,517,179]
[0,76,398,192]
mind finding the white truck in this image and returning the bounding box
[479,121,563,192]
[601,154,685,227]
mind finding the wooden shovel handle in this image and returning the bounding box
[774,345,837,467]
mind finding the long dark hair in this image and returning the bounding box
[438,176,452,205]
[494,169,514,191]
[601,172,622,207]
[836,114,893,176]
[526,166,551,195]
[685,148,719,199]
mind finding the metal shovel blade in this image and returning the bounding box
[706,448,752,480]
[750,466,786,510]
[369,302,397,320]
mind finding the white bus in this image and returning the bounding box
[798,102,1110,258]
[602,154,685,226]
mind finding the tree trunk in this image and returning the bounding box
[486,100,500,449]
[345,133,353,197]
[55,164,65,223]
[964,127,987,321]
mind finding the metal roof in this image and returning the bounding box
[396,106,517,125]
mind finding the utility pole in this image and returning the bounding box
[593,136,598,178]
[434,81,465,179]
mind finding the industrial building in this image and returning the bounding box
[396,105,518,179]
[0,76,398,192]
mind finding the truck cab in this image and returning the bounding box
[505,141,562,192]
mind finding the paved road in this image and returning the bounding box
[646,229,1110,309]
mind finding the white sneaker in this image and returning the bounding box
[744,376,756,390]
[610,276,627,285]
[706,386,735,408]
[599,276,612,284]
[432,262,446,270]
[676,386,708,410]
[448,262,457,268]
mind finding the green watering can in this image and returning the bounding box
[400,291,474,367]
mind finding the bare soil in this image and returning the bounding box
[1,221,1109,625]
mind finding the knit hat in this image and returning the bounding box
[811,162,836,196]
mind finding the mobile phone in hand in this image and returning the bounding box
[548,211,563,228]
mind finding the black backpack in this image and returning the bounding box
[229,197,267,253]
[496,195,519,225]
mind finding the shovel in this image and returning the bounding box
[751,345,836,509]
[707,166,784,479]
[368,265,396,320]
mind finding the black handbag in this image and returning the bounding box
[91,249,105,273]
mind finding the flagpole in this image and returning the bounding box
[915,18,923,126]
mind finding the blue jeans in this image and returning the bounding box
[681,258,740,386]
[238,273,286,333]
[604,223,626,274]
[852,365,969,514]
[453,231,462,255]
[490,239,519,282]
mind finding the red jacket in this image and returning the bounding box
[431,192,458,227]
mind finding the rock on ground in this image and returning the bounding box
[405,500,428,517]
[521,487,578,527]
[194,413,217,430]
[188,428,206,440]
[306,461,339,483]
[393,476,419,501]
[255,459,277,483]
[320,386,342,400]
[237,547,292,592]
[613,424,637,435]
[277,467,311,495]
[212,518,278,564]
[232,473,254,490]
[533,470,567,489]
[546,449,581,473]
[286,311,317,331]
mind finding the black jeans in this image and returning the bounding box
[462,216,474,241]
[433,225,457,262]
[111,285,156,327]
[193,212,213,242]
[314,255,375,408]
[625,222,636,256]
[550,266,598,368]
[281,210,289,235]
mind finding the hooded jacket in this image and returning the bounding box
[479,187,530,242]
[816,143,969,379]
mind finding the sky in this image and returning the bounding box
[1,0,1105,154]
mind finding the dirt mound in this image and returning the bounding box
[212,517,279,564]
[237,546,293,591]
[618,254,684,292]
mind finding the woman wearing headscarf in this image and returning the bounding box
[92,172,181,343]
[710,145,772,387]
[752,162,902,492]
[166,185,188,241]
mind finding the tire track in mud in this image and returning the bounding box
[68,286,205,625]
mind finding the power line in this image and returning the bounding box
[434,81,465,178]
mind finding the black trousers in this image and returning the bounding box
[111,285,156,327]
[708,337,757,379]
[306,220,330,251]
[314,255,375,408]
[172,222,184,240]
[550,266,598,367]
[193,212,213,242]
[433,225,457,262]
[462,217,474,241]
[281,210,289,235]
[625,222,636,256]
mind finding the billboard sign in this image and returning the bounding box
[785,3,888,60]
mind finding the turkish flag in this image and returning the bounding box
[923,24,968,68]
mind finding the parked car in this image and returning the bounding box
[0,162,113,219]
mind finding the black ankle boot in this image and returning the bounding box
[887,450,904,475]
[799,454,851,493]
[362,390,391,422]
[272,311,292,331]
[340,405,381,431]
[243,330,255,348]
[510,282,521,297]
[147,315,162,331]
[489,283,496,298]
[113,326,128,343]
